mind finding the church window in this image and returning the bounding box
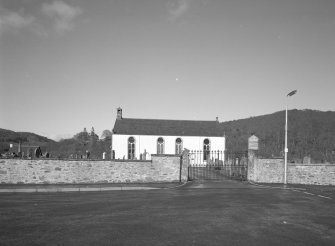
[175,138,183,154]
[157,137,165,154]
[128,137,135,159]
[203,138,210,161]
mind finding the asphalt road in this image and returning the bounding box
[0,179,334,246]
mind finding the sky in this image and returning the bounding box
[0,0,334,140]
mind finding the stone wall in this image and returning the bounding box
[248,156,335,185]
[288,164,335,185]
[0,155,185,184]
[248,158,284,183]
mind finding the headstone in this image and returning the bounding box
[143,149,147,160]
[35,147,42,158]
[303,156,311,164]
[28,148,34,158]
[102,152,106,160]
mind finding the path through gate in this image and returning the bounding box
[187,150,248,181]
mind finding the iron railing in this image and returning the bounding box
[188,164,248,181]
[189,150,224,166]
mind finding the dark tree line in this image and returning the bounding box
[221,109,335,163]
[47,128,111,159]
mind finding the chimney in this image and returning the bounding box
[117,107,122,120]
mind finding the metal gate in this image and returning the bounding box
[187,150,248,181]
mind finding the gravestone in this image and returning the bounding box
[35,147,42,158]
[303,156,311,164]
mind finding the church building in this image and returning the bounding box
[112,108,225,163]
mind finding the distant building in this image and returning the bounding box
[112,108,225,162]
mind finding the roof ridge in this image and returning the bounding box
[121,118,218,123]
[113,117,223,137]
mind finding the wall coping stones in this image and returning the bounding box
[151,154,182,157]
[289,163,335,167]
[0,157,152,163]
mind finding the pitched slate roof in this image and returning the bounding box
[113,118,224,137]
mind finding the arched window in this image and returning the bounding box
[175,138,183,155]
[157,137,165,154]
[203,138,210,161]
[128,137,135,159]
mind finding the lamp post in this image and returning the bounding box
[284,90,297,184]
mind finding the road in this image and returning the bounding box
[0,179,334,245]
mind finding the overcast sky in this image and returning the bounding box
[1,0,334,140]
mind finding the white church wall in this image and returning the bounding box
[113,134,225,160]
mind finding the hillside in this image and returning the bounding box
[221,109,335,163]
[0,128,54,143]
[0,128,56,153]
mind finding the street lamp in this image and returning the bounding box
[284,89,297,184]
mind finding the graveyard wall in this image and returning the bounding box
[288,164,335,185]
[247,157,335,185]
[247,158,284,183]
[0,155,186,184]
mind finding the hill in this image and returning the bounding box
[0,128,56,154]
[221,109,335,163]
[0,128,54,143]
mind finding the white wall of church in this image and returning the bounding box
[112,134,225,160]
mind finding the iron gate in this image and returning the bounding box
[187,150,248,181]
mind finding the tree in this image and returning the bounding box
[74,128,90,144]
[101,130,112,140]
